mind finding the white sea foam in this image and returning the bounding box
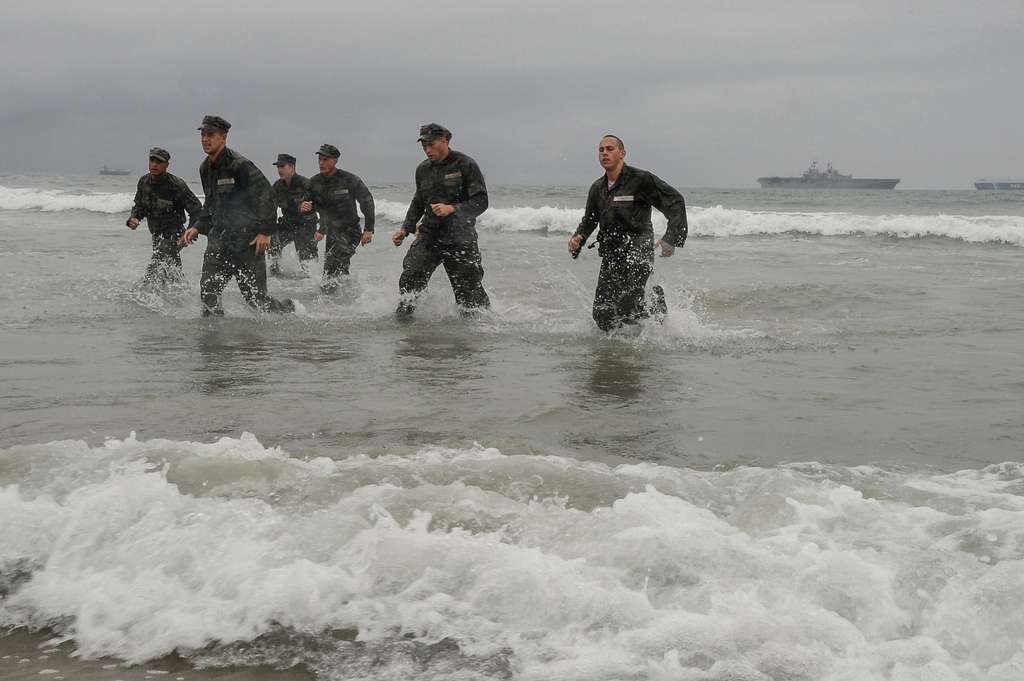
[343,199,1024,247]
[0,186,135,213]
[2,434,1023,680]
[4,184,1022,246]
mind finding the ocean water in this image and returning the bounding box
[1,174,1023,680]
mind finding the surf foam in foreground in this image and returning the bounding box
[1,434,1022,680]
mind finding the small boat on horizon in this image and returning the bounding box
[99,166,130,176]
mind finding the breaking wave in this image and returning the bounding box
[0,185,135,213]
[2,434,1023,680]
[3,184,1023,246]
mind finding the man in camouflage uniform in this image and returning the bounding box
[269,153,318,276]
[568,134,688,332]
[391,124,490,320]
[126,147,201,286]
[299,144,374,293]
[179,115,293,316]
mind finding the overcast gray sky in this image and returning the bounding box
[3,0,1021,188]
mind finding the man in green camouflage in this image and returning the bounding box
[568,134,687,332]
[299,144,374,293]
[179,115,294,316]
[269,153,318,276]
[391,123,490,320]
[126,147,202,286]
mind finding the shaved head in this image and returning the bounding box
[601,134,625,150]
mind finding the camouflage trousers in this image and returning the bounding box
[269,222,318,263]
[143,228,185,285]
[592,236,655,332]
[200,238,293,315]
[397,237,490,316]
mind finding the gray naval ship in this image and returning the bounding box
[758,161,900,189]
[974,178,1024,190]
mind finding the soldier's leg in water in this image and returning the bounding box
[396,238,443,319]
[442,241,490,314]
[236,247,293,313]
[295,223,319,263]
[268,226,296,275]
[617,247,654,325]
[321,233,355,293]
[144,231,179,285]
[592,246,652,331]
[199,238,232,316]
[168,227,185,269]
[144,233,164,284]
[592,255,627,331]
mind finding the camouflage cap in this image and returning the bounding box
[197,115,231,133]
[417,123,451,142]
[316,143,341,159]
[148,147,170,162]
[273,153,297,166]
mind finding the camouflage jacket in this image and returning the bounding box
[128,171,202,234]
[195,147,277,248]
[305,170,375,236]
[575,164,688,248]
[273,174,317,229]
[401,150,488,244]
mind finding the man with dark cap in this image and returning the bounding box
[391,123,490,320]
[299,143,375,293]
[179,115,294,316]
[126,147,202,286]
[568,134,688,332]
[269,153,318,276]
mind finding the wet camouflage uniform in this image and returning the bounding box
[270,172,318,268]
[194,117,291,315]
[398,130,490,317]
[128,162,201,284]
[304,147,374,287]
[574,164,688,331]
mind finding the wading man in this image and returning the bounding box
[126,147,202,286]
[179,115,293,316]
[299,144,374,294]
[269,153,319,276]
[568,134,688,332]
[391,123,490,320]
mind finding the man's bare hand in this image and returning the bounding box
[179,227,199,247]
[392,228,408,247]
[430,203,455,217]
[300,201,313,214]
[360,231,373,246]
[657,240,675,258]
[127,217,140,230]
[314,231,325,242]
[568,234,584,258]
[250,234,272,255]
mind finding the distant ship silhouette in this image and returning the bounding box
[758,162,899,189]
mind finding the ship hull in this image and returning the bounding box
[757,177,900,189]
[974,181,1024,190]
